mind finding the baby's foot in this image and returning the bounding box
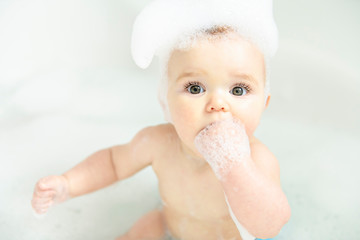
[194,118,251,179]
[31,175,70,215]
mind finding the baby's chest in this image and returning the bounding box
[156,164,230,219]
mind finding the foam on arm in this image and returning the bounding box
[195,119,255,238]
[195,118,290,238]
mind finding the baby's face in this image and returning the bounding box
[166,34,269,157]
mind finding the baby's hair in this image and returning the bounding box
[174,25,239,51]
[206,25,233,35]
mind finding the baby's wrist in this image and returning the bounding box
[59,175,71,201]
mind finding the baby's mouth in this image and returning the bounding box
[203,118,234,129]
[199,121,216,132]
[197,118,242,135]
[197,120,223,136]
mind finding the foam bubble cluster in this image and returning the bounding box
[131,0,278,69]
[194,119,251,180]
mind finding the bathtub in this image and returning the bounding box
[0,0,359,239]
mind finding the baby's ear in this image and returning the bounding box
[264,94,271,109]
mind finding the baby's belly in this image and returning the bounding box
[163,206,242,240]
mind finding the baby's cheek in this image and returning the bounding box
[172,120,199,152]
[171,106,200,140]
[232,102,263,136]
[244,123,257,137]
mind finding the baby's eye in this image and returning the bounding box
[186,83,205,94]
[231,86,247,96]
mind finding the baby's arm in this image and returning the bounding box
[195,119,291,239]
[32,126,157,214]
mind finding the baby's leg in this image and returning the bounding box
[116,209,166,240]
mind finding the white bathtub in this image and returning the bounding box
[1,0,359,239]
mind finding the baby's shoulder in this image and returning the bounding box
[133,124,180,169]
[135,123,179,148]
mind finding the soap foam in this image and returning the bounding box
[132,0,278,69]
[194,119,251,180]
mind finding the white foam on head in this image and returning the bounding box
[194,118,251,180]
[132,0,278,69]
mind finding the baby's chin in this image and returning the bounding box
[180,140,205,160]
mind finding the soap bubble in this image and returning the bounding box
[194,118,251,179]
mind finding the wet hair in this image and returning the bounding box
[206,25,234,35]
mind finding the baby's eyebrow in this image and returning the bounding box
[230,73,259,85]
[176,71,205,82]
[176,70,259,85]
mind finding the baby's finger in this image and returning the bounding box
[32,196,53,205]
[33,189,57,199]
[32,207,48,219]
[32,201,52,212]
[31,196,53,204]
[31,195,54,212]
[33,203,52,214]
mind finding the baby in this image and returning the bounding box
[31,0,291,239]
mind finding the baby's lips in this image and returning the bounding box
[206,118,244,132]
[195,118,246,144]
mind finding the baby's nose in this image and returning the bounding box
[206,93,230,112]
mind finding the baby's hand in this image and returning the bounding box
[194,118,250,179]
[31,175,70,215]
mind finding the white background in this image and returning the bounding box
[1,0,359,239]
